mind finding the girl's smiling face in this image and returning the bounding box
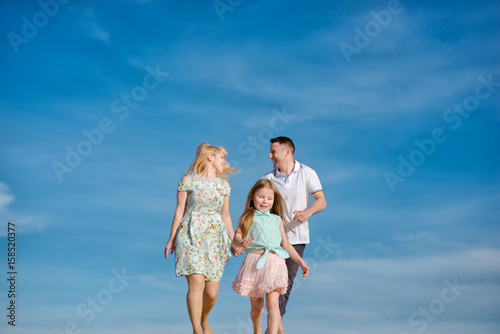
[252,186,274,213]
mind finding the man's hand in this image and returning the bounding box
[293,210,312,223]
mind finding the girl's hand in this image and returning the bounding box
[300,262,310,278]
[242,237,254,248]
[164,241,174,259]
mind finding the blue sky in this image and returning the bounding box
[1,0,499,333]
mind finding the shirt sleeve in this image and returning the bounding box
[307,168,323,194]
[221,184,231,197]
[177,178,193,192]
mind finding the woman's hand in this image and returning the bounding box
[164,240,174,259]
[231,244,243,257]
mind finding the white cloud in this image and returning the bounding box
[0,182,43,235]
[0,181,14,209]
[79,7,111,44]
[0,181,16,227]
[89,24,111,44]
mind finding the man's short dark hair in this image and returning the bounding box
[270,136,295,155]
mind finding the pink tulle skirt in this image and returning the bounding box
[232,252,288,298]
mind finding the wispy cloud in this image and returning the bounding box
[0,182,14,209]
[0,182,42,235]
[78,7,111,44]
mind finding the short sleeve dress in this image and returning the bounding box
[174,175,232,282]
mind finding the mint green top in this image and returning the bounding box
[244,210,290,269]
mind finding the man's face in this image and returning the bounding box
[269,142,287,169]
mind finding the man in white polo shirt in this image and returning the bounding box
[262,136,327,330]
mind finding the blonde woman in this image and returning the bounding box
[164,143,239,334]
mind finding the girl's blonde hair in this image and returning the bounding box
[238,179,293,238]
[185,143,239,180]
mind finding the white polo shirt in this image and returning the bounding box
[262,161,323,244]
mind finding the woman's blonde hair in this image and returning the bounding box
[238,179,293,238]
[185,143,239,180]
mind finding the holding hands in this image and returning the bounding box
[231,244,244,257]
[231,237,253,257]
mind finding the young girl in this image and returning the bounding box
[232,179,309,334]
[164,143,239,334]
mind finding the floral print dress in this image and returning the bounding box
[174,175,232,281]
